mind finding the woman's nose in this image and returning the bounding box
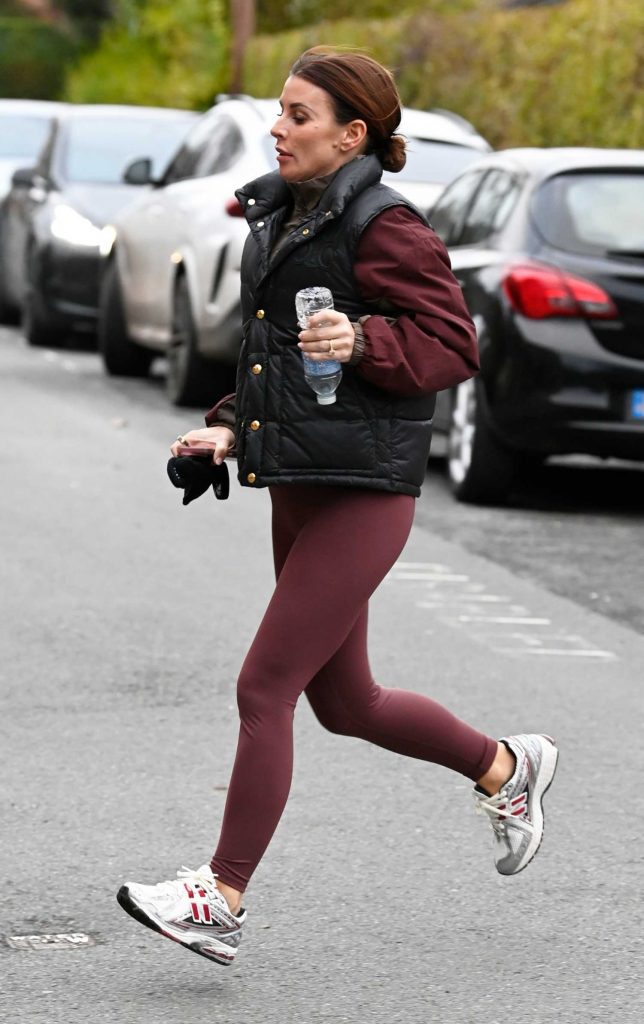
[271,116,286,139]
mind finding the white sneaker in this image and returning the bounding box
[474,734,559,876]
[117,864,245,965]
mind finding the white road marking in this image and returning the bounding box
[6,932,94,950]
[393,558,617,660]
[453,615,552,625]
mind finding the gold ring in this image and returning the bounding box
[328,340,336,356]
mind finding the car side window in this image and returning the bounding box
[459,169,521,245]
[195,119,244,177]
[429,170,487,246]
[162,113,225,184]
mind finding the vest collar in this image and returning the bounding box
[236,154,384,226]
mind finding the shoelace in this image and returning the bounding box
[154,865,221,902]
[177,865,221,898]
[474,789,517,837]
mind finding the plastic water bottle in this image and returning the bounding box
[295,286,343,406]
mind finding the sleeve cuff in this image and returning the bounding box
[349,317,369,366]
[205,393,236,429]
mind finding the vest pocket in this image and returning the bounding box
[278,416,377,473]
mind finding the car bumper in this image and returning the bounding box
[483,316,644,460]
[41,243,102,328]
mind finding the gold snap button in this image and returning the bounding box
[251,363,262,375]
[302,228,310,236]
[250,420,260,431]
[256,309,265,319]
[247,473,256,484]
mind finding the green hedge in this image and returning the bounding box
[255,0,482,34]
[244,0,644,149]
[65,0,229,109]
[0,18,79,99]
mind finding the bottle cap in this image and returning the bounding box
[316,394,337,405]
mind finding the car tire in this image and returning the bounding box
[447,377,518,504]
[22,273,67,348]
[0,270,19,325]
[98,259,153,377]
[166,275,232,408]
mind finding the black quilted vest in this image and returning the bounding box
[234,154,436,497]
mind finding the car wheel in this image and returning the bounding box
[22,275,67,348]
[0,269,19,325]
[98,259,153,377]
[167,275,232,407]
[447,378,518,504]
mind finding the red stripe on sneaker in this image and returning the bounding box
[511,793,528,816]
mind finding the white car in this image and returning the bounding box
[385,107,491,214]
[99,99,489,407]
[99,97,277,406]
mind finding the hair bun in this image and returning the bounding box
[381,134,406,173]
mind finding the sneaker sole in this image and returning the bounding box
[116,885,237,966]
[500,735,559,876]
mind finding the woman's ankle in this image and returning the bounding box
[216,880,243,915]
[476,741,516,797]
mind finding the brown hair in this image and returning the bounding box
[289,47,406,173]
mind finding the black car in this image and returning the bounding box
[0,98,67,320]
[428,147,644,503]
[0,104,195,347]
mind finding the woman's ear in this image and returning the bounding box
[340,119,368,153]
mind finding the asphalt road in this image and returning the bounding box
[1,327,643,1024]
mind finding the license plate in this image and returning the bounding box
[629,390,644,420]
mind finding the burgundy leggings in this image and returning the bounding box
[211,485,497,891]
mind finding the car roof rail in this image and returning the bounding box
[215,93,257,105]
[213,92,268,116]
[427,107,481,137]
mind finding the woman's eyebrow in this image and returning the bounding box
[279,100,315,114]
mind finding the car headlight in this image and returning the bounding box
[99,224,117,258]
[50,204,104,248]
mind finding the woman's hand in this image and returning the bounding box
[298,309,355,364]
[170,425,235,465]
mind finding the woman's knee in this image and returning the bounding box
[236,663,278,726]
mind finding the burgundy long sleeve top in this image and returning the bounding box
[352,205,479,395]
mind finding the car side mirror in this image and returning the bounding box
[122,157,155,186]
[11,166,37,189]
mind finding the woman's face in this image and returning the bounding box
[271,75,366,183]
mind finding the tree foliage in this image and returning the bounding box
[246,0,644,150]
[256,0,483,33]
[0,16,79,97]
[65,0,229,108]
[58,1,115,42]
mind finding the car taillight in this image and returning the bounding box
[502,263,618,320]
[225,197,245,217]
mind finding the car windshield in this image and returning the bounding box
[60,115,193,184]
[0,114,52,158]
[533,171,644,256]
[385,140,485,184]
